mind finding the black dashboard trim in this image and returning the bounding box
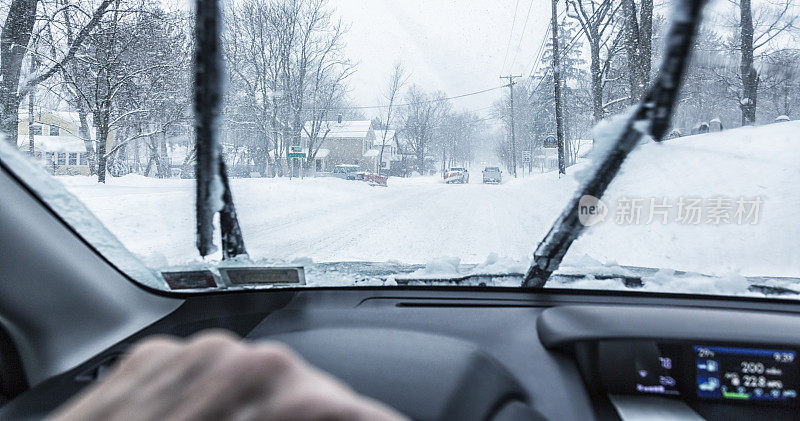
[536,305,800,350]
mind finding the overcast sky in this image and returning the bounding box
[331,0,750,121]
[332,0,553,120]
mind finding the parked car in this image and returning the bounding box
[482,166,502,184]
[444,167,469,184]
[330,164,363,180]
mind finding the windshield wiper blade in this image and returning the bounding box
[523,0,708,288]
[194,0,247,259]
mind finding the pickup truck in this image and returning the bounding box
[482,167,502,184]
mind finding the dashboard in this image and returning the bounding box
[3,289,800,420]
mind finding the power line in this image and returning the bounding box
[509,0,536,72]
[428,114,502,131]
[520,8,568,88]
[500,0,522,74]
[528,25,584,95]
[527,1,612,89]
[327,86,505,111]
[523,24,551,84]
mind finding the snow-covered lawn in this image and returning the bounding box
[58,121,800,282]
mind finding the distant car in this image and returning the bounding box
[482,167,502,184]
[444,168,469,184]
[331,164,363,180]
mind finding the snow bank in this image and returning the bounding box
[566,120,800,278]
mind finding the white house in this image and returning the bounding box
[17,110,114,175]
[301,120,375,171]
[369,129,401,172]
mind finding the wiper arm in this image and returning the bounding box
[194,0,247,259]
[524,0,707,288]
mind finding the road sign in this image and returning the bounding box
[288,146,306,158]
[522,151,532,162]
[544,136,557,149]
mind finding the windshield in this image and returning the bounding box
[1,0,799,298]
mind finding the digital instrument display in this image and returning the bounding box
[597,341,681,397]
[695,345,798,403]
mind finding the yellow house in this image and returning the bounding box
[17,110,114,175]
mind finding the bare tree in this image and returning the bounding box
[223,0,352,177]
[567,0,622,123]
[59,3,182,182]
[277,0,350,177]
[551,0,566,175]
[108,8,192,178]
[376,62,408,176]
[435,111,482,170]
[223,0,288,176]
[759,49,800,118]
[739,0,758,125]
[621,0,642,104]
[401,86,448,174]
[301,42,355,174]
[732,0,797,125]
[0,0,113,145]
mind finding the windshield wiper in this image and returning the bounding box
[194,0,247,259]
[523,0,708,288]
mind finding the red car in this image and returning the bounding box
[444,168,469,184]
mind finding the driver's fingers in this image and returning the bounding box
[49,335,183,421]
[167,340,406,421]
[255,356,406,421]
[163,341,299,421]
[111,331,245,420]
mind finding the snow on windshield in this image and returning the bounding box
[1,0,799,296]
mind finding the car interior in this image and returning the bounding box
[1,0,799,420]
[3,160,800,421]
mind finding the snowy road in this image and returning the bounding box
[59,121,800,280]
[60,171,577,267]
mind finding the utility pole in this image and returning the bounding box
[500,74,521,177]
[551,0,566,175]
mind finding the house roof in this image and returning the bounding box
[17,135,87,153]
[372,129,396,146]
[395,134,415,154]
[302,120,373,139]
[19,110,83,126]
[19,109,96,139]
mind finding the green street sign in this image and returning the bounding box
[288,146,306,158]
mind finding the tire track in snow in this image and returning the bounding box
[247,184,450,261]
